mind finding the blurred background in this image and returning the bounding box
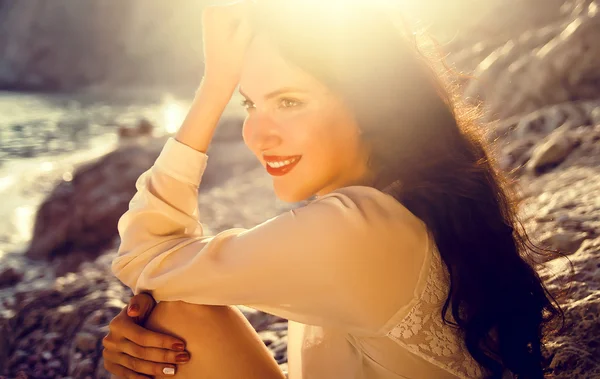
[0,0,599,378]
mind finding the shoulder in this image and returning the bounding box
[297,185,429,253]
[303,186,432,333]
[312,185,425,230]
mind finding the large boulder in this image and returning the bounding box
[24,115,280,271]
[458,2,600,121]
[24,136,167,265]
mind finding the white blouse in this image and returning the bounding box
[113,137,482,379]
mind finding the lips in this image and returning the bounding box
[263,155,302,177]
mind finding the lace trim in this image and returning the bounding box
[386,242,483,379]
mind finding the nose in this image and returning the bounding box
[243,114,282,154]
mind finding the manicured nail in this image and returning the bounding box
[163,367,176,376]
[172,343,185,351]
[176,353,190,363]
[128,304,139,313]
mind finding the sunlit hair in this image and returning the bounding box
[250,1,565,378]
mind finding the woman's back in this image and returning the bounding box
[286,235,482,379]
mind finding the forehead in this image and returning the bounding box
[240,34,326,97]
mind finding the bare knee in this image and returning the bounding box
[145,301,227,340]
[145,302,285,379]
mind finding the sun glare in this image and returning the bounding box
[286,0,479,40]
[14,205,35,243]
[161,94,188,134]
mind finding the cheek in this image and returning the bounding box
[297,111,352,158]
[286,107,332,143]
[242,115,263,153]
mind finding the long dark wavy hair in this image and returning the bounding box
[250,2,564,378]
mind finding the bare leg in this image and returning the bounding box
[144,301,286,379]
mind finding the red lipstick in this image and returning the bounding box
[263,155,302,177]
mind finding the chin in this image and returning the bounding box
[273,181,315,203]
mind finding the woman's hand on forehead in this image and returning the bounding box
[202,0,255,92]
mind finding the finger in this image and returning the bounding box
[119,338,190,364]
[104,349,177,377]
[121,321,186,351]
[127,293,156,319]
[104,360,152,379]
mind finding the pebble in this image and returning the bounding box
[47,359,62,369]
[541,231,588,254]
[270,322,289,332]
[0,267,23,288]
[74,332,98,353]
[527,128,577,173]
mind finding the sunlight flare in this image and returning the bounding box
[161,94,188,134]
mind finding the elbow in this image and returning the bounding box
[111,253,140,292]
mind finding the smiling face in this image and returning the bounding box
[239,34,372,203]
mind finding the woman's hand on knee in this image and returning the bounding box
[102,293,190,377]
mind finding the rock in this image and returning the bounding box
[136,118,155,136]
[459,2,600,121]
[0,267,23,288]
[0,256,129,378]
[70,358,95,378]
[239,305,287,332]
[540,231,589,254]
[527,127,578,173]
[47,359,62,369]
[24,136,167,265]
[539,238,600,379]
[117,118,155,140]
[74,332,97,354]
[499,137,536,171]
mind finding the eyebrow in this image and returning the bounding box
[239,87,308,101]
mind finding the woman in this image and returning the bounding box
[102,1,562,378]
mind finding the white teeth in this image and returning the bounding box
[267,158,298,168]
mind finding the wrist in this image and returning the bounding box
[198,75,238,100]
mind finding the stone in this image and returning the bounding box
[47,359,62,369]
[117,118,155,140]
[540,231,589,254]
[24,136,168,266]
[70,358,95,378]
[527,128,577,173]
[74,332,97,353]
[0,267,23,288]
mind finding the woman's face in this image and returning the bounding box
[239,34,371,203]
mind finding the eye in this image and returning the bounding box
[241,99,256,111]
[279,98,302,109]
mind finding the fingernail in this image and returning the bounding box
[172,343,185,351]
[128,304,139,313]
[176,353,190,363]
[163,367,176,376]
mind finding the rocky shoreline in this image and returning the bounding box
[1,0,600,378]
